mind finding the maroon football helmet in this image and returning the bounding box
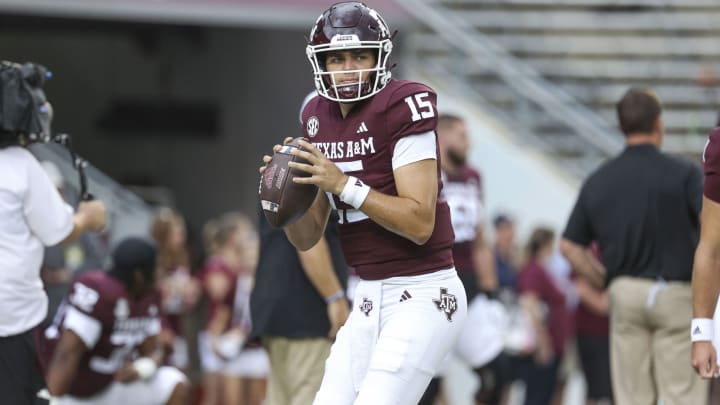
[306,2,393,102]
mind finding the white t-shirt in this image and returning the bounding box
[0,146,74,336]
[392,130,437,170]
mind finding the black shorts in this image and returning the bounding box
[0,328,46,405]
[577,334,613,400]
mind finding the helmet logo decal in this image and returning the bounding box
[368,9,390,37]
[331,34,361,45]
[307,116,320,137]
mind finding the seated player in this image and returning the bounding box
[38,237,188,405]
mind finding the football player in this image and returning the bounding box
[421,114,507,404]
[436,114,496,305]
[692,126,720,379]
[39,237,188,405]
[260,3,467,404]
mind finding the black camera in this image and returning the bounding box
[0,61,53,147]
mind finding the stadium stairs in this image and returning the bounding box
[397,0,720,179]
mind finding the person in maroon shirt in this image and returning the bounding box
[573,243,612,404]
[518,228,573,405]
[150,208,201,371]
[436,114,496,300]
[259,3,466,404]
[40,237,188,405]
[199,212,267,405]
[420,114,505,405]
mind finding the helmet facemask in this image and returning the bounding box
[306,2,394,103]
[307,38,392,103]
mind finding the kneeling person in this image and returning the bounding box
[40,237,188,405]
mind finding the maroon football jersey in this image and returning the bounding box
[39,271,161,398]
[201,256,238,332]
[441,165,483,274]
[301,80,455,279]
[704,127,720,203]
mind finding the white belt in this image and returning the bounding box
[337,209,369,224]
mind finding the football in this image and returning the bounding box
[259,137,319,228]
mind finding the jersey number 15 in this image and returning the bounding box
[404,92,435,122]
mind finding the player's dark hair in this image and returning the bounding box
[526,227,555,259]
[493,214,513,229]
[108,237,157,288]
[616,88,662,137]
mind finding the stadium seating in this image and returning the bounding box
[400,0,720,176]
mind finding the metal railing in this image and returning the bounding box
[395,0,625,159]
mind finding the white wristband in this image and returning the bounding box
[691,318,714,342]
[133,357,158,380]
[325,290,345,304]
[339,176,371,209]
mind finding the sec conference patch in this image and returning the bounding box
[307,116,319,137]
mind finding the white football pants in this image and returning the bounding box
[313,268,467,405]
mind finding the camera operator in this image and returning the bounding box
[0,61,106,404]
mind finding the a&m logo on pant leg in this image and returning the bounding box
[433,287,457,322]
[359,297,373,317]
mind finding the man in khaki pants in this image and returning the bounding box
[610,277,699,404]
[250,207,349,405]
[561,88,707,404]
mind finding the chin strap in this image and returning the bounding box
[52,133,93,204]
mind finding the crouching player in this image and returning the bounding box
[38,237,188,405]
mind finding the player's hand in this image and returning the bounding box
[259,137,294,174]
[327,297,350,339]
[692,341,719,379]
[114,362,140,383]
[288,139,347,195]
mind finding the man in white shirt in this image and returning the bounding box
[0,61,107,404]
